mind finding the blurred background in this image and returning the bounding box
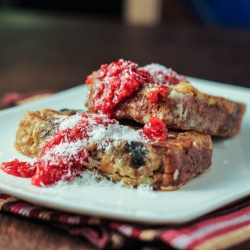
[1,0,250,109]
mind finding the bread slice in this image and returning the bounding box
[88,130,212,190]
[14,109,212,190]
[14,108,77,158]
[85,79,246,137]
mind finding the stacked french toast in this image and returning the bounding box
[2,59,246,190]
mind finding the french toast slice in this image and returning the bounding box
[14,108,77,158]
[14,109,212,190]
[85,78,246,137]
[87,129,212,190]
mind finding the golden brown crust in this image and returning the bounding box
[85,80,246,137]
[14,109,77,158]
[14,109,212,190]
[87,130,212,190]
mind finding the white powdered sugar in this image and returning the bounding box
[53,140,86,158]
[42,140,88,166]
[143,63,173,83]
[88,121,148,145]
[45,169,153,192]
[141,63,187,86]
[58,112,148,147]
[59,114,84,130]
[30,112,149,187]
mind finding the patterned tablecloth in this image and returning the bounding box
[1,192,250,250]
[1,92,250,250]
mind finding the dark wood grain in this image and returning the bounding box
[1,9,250,102]
[0,9,250,249]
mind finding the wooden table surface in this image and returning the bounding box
[0,9,250,250]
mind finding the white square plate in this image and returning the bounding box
[0,77,249,224]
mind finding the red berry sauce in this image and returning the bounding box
[148,85,168,103]
[1,61,184,187]
[85,59,151,117]
[142,117,168,141]
[1,159,36,178]
[1,113,166,186]
[1,114,119,186]
[86,60,188,108]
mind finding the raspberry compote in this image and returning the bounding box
[85,59,151,117]
[1,113,167,186]
[86,60,188,108]
[143,117,168,141]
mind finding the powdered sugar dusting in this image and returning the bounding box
[42,140,88,165]
[55,112,148,161]
[46,170,153,192]
[88,120,148,145]
[142,63,188,86]
[16,112,149,186]
[59,112,148,146]
[58,114,83,130]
